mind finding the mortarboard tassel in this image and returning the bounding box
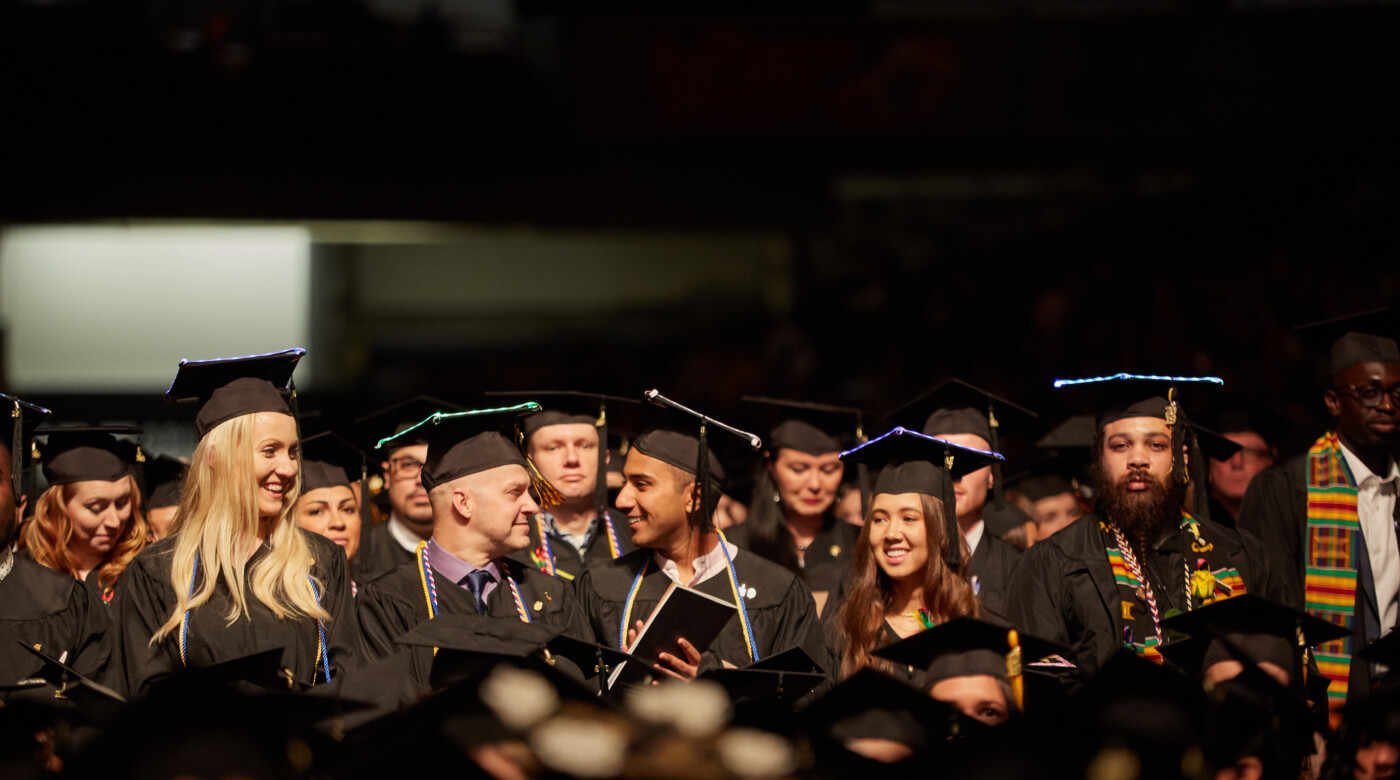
[942,444,962,571]
[695,421,714,533]
[1006,628,1024,712]
[526,455,566,508]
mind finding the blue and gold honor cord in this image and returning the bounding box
[618,532,760,664]
[180,550,332,683]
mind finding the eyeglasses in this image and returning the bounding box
[388,457,425,479]
[1333,382,1400,409]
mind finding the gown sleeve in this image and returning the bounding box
[1236,462,1306,609]
[355,578,421,662]
[106,557,178,697]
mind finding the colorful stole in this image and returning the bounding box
[1303,431,1361,704]
[530,512,622,581]
[1103,514,1248,663]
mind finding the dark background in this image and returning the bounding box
[3,0,1398,460]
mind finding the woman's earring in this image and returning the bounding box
[773,491,782,504]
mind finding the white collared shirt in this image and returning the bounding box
[387,513,425,554]
[963,518,985,557]
[655,539,740,588]
[1340,442,1400,631]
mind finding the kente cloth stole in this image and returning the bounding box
[1303,431,1361,704]
[1103,515,1248,664]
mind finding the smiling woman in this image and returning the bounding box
[20,427,148,604]
[825,430,1002,690]
[106,351,359,697]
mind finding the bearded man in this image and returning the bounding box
[1006,374,1283,679]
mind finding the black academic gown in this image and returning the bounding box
[1005,511,1282,680]
[0,555,110,699]
[355,521,418,584]
[1237,451,1400,697]
[108,530,360,697]
[968,530,1022,622]
[505,509,636,583]
[576,547,830,675]
[356,553,591,695]
[725,519,860,599]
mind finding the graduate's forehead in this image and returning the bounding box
[1100,417,1170,442]
[623,449,687,484]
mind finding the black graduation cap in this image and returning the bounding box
[800,667,978,761]
[483,390,641,519]
[1010,471,1077,503]
[631,390,764,534]
[1203,393,1291,453]
[165,349,305,438]
[701,646,826,706]
[15,640,127,707]
[1294,307,1400,378]
[889,381,1039,544]
[354,395,467,457]
[740,396,867,456]
[873,618,1067,712]
[299,431,364,493]
[888,379,1037,446]
[0,392,51,507]
[1192,423,1245,463]
[376,404,540,493]
[1158,594,1349,689]
[34,425,141,486]
[393,615,603,699]
[142,453,187,509]
[147,647,307,695]
[1035,414,1097,450]
[1202,663,1320,775]
[838,428,1003,570]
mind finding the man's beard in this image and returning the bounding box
[1094,464,1185,548]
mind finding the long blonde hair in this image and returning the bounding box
[21,476,148,590]
[153,414,327,642]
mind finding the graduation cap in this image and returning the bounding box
[1358,627,1400,669]
[354,395,467,457]
[15,640,127,707]
[873,617,1068,713]
[631,390,764,534]
[299,431,363,493]
[800,667,980,763]
[377,405,544,497]
[165,349,304,438]
[0,393,51,509]
[1294,307,1400,378]
[1203,393,1291,453]
[145,647,306,695]
[839,428,1003,571]
[888,380,1038,538]
[483,391,641,521]
[1159,594,1349,693]
[142,453,187,509]
[394,615,608,701]
[35,425,141,486]
[701,646,826,707]
[1202,663,1320,775]
[740,397,867,456]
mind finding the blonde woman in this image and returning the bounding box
[108,351,358,695]
[20,427,148,605]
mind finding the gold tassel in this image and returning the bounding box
[526,455,565,508]
[1006,629,1024,712]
